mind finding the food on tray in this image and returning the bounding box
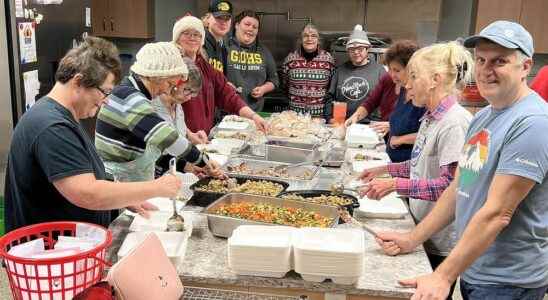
[196,179,284,197]
[214,131,249,140]
[353,153,383,161]
[267,111,322,138]
[281,194,353,206]
[214,202,333,227]
[226,162,314,180]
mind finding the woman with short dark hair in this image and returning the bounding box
[5,37,182,231]
[225,10,279,112]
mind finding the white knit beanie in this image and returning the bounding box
[130,42,188,78]
[172,15,206,46]
[346,24,371,49]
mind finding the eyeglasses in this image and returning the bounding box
[302,34,319,40]
[95,86,111,99]
[348,46,369,53]
[169,78,188,95]
[181,31,202,40]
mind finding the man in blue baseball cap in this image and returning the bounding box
[372,20,548,300]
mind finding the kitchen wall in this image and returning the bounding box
[437,0,475,42]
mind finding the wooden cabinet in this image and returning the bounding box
[475,0,548,53]
[520,0,548,54]
[91,0,154,39]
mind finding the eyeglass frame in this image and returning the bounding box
[95,86,111,99]
[180,31,203,40]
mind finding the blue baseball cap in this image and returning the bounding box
[464,20,534,57]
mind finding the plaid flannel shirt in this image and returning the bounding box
[386,96,458,201]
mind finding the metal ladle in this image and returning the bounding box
[166,158,186,232]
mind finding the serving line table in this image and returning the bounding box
[107,168,432,300]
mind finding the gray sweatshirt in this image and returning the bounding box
[324,60,386,120]
[225,36,279,111]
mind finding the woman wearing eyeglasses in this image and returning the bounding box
[172,15,268,138]
[324,24,386,123]
[152,57,210,177]
[281,23,335,117]
[95,42,224,191]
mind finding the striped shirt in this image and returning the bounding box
[95,75,202,166]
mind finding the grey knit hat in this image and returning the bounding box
[130,42,188,77]
[346,24,371,49]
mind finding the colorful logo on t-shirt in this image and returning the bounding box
[459,129,490,187]
[341,77,369,101]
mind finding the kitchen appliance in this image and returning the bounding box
[5,0,92,128]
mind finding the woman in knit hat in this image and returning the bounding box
[345,40,426,163]
[324,24,386,123]
[95,41,224,188]
[281,23,335,117]
[172,14,268,136]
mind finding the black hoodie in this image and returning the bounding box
[203,30,227,74]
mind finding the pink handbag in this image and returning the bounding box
[107,233,183,300]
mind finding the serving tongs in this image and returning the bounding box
[272,160,323,172]
[338,206,380,239]
[330,182,369,195]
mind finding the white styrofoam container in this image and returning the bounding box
[129,211,172,232]
[292,228,365,254]
[229,225,295,248]
[218,121,251,131]
[357,192,408,219]
[228,226,294,277]
[208,153,228,166]
[129,211,196,232]
[117,231,191,267]
[345,124,380,148]
[293,228,364,280]
[211,138,245,151]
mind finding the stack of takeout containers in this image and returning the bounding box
[228,226,295,278]
[293,228,365,284]
[227,226,365,284]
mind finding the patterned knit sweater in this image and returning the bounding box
[281,49,335,117]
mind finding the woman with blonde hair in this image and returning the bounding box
[358,41,474,300]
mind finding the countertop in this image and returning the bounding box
[107,167,432,299]
[108,211,430,298]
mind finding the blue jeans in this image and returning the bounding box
[460,279,548,300]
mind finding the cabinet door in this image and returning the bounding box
[91,0,110,36]
[520,0,548,53]
[110,0,155,38]
[475,0,522,33]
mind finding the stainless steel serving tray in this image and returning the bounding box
[223,156,321,190]
[203,193,340,238]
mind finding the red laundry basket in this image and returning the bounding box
[0,221,112,300]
